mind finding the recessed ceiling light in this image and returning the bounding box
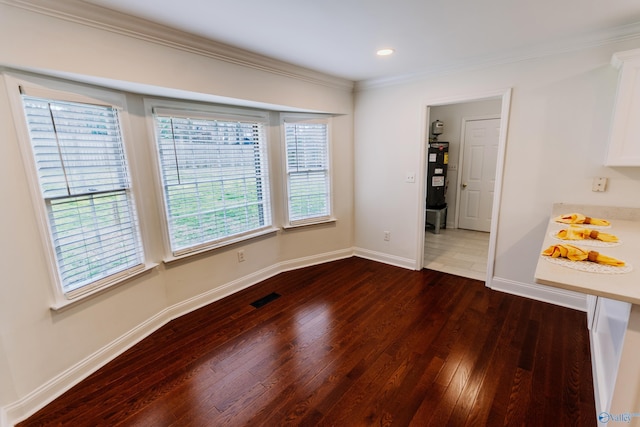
[376,48,395,56]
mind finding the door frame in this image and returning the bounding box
[454,114,501,230]
[415,88,512,289]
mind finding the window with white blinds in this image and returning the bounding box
[153,108,272,256]
[283,117,331,225]
[20,95,144,296]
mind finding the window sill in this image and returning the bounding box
[163,227,280,264]
[283,217,337,230]
[50,262,159,312]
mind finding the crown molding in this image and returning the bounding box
[1,0,354,92]
[357,21,640,91]
[6,0,640,93]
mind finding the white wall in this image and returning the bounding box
[0,3,354,424]
[354,40,640,290]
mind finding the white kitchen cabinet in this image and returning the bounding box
[609,305,640,426]
[588,295,631,417]
[606,48,640,166]
[535,204,640,425]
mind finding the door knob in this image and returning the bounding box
[462,183,468,188]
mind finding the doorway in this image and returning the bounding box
[417,90,511,285]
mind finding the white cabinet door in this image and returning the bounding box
[610,305,640,423]
[590,296,631,415]
[606,48,640,166]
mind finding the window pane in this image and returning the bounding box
[21,94,144,295]
[22,97,129,198]
[155,113,271,254]
[48,191,143,292]
[284,121,330,222]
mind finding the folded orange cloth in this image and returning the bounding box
[554,213,610,226]
[542,244,625,266]
[556,225,618,243]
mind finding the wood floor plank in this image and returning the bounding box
[447,296,513,426]
[17,257,596,427]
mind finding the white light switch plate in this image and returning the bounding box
[405,172,416,183]
[592,177,608,192]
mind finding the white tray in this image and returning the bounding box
[542,256,632,274]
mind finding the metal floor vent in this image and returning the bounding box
[250,292,281,308]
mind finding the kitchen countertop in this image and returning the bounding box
[534,203,640,305]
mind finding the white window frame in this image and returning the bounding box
[145,98,278,261]
[281,113,334,228]
[4,73,155,309]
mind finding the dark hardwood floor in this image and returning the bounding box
[19,257,596,426]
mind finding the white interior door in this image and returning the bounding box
[458,118,500,232]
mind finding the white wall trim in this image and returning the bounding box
[357,22,640,90]
[163,248,355,323]
[0,0,353,91]
[2,248,354,427]
[0,406,7,427]
[489,275,587,312]
[353,247,417,270]
[2,308,174,426]
[0,250,587,426]
[416,88,512,280]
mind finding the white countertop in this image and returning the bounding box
[534,204,640,305]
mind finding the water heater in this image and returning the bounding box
[426,141,448,209]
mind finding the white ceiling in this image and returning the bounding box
[82,0,640,83]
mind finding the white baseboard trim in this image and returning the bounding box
[0,407,7,427]
[352,247,416,270]
[3,308,174,427]
[2,248,354,427]
[1,253,589,426]
[489,276,587,312]
[163,248,355,323]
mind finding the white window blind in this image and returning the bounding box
[153,109,272,256]
[284,118,331,224]
[21,95,144,295]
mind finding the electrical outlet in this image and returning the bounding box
[237,250,245,262]
[592,177,608,192]
[384,231,391,241]
[405,172,416,183]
